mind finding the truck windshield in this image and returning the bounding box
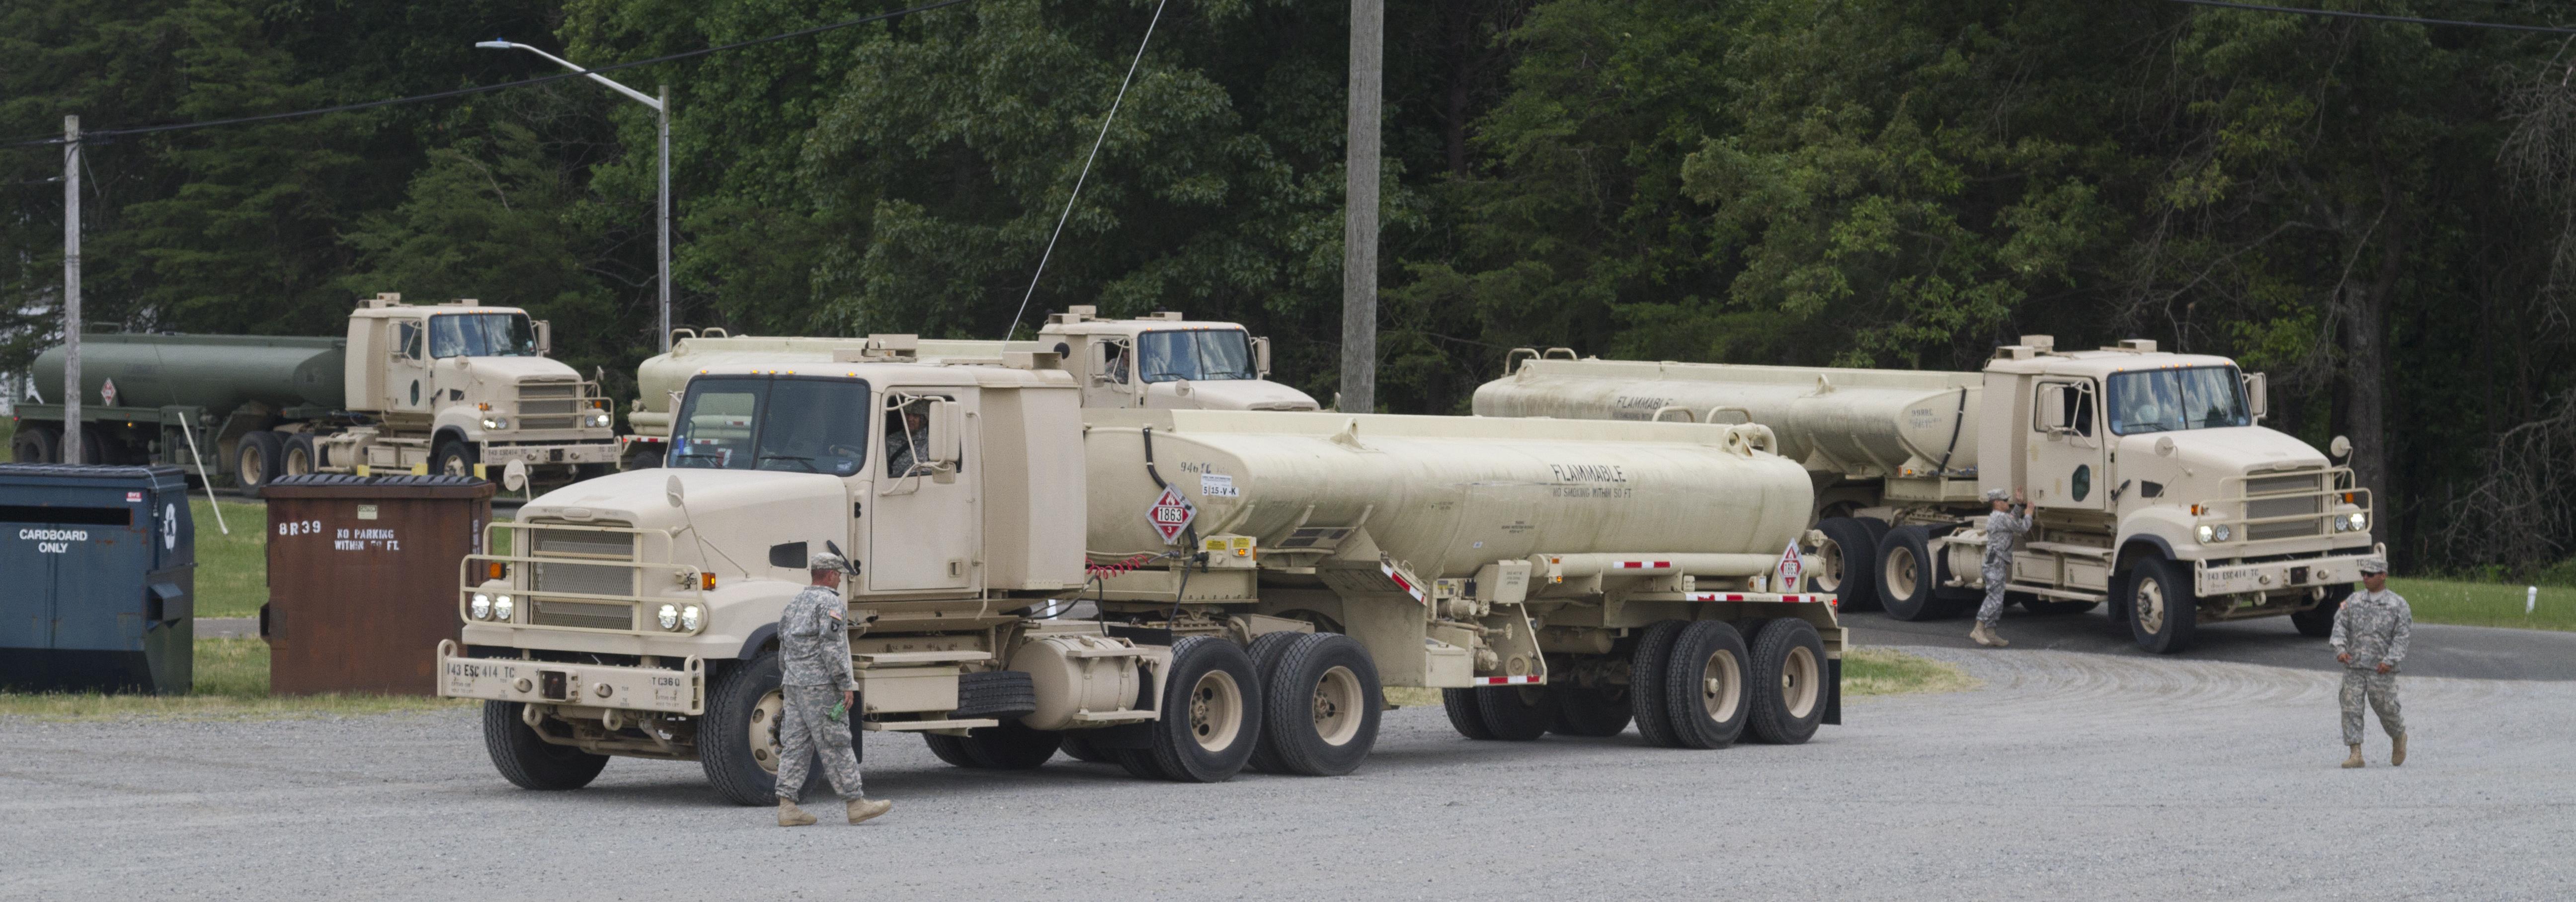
[667,377,872,476]
[1137,329,1256,382]
[2107,366,2250,435]
[429,314,538,358]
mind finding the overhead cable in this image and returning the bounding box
[2164,0,2576,35]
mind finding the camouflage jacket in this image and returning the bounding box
[778,585,858,689]
[2331,588,2412,670]
[1984,508,2032,562]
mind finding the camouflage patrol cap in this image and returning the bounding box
[808,551,853,573]
[1983,488,2011,502]
[2356,557,2387,574]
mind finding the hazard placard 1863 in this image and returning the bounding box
[1146,486,1196,544]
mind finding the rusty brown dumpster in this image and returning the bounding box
[259,474,494,695]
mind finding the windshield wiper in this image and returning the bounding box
[758,454,819,472]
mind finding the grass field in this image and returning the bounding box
[2388,577,2576,632]
[191,496,269,618]
[0,638,474,721]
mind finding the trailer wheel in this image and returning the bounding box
[1547,681,1633,738]
[1745,618,1826,745]
[10,425,59,464]
[2128,557,2199,655]
[1137,636,1261,782]
[282,434,318,477]
[2292,585,2350,638]
[236,432,284,491]
[1473,685,1555,741]
[1441,688,1497,740]
[1057,731,1114,763]
[1628,619,1689,747]
[1659,620,1752,749]
[433,440,479,480]
[481,700,609,790]
[1242,631,1307,773]
[1811,517,1884,612]
[1876,526,1946,620]
[1262,633,1382,775]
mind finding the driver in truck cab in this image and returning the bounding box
[885,404,931,475]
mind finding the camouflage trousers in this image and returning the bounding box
[775,682,863,801]
[2339,669,2404,745]
[1977,557,2010,626]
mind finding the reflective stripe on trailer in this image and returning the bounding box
[1616,561,1674,569]
[1473,674,1544,686]
[1379,559,1427,603]
[1683,592,1838,607]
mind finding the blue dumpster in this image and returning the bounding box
[0,464,197,694]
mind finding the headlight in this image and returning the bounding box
[2212,524,2232,542]
[2347,511,2366,532]
[588,412,613,428]
[680,605,703,632]
[2196,525,2215,543]
[492,594,514,621]
[657,603,680,631]
[482,415,510,430]
[470,592,492,620]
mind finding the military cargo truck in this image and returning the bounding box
[437,351,1841,802]
[1473,337,2381,654]
[13,294,617,490]
[615,306,1317,468]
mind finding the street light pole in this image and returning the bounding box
[1340,0,1382,414]
[476,40,673,353]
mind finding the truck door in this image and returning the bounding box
[385,317,432,414]
[866,391,978,592]
[2030,378,2105,511]
[1080,337,1137,409]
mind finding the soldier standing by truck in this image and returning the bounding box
[2332,558,2410,769]
[774,552,893,826]
[1974,488,2031,648]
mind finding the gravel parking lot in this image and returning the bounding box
[5,643,2571,901]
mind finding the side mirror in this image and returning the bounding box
[2037,384,2071,433]
[926,399,963,464]
[2242,371,2266,419]
[1253,336,1273,377]
[535,320,552,357]
[2329,434,2352,460]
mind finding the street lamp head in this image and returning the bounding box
[475,39,515,50]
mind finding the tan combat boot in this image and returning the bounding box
[2391,734,2407,767]
[2340,744,2365,769]
[1969,623,1996,647]
[847,798,893,825]
[777,799,817,827]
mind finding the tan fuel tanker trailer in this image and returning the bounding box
[1474,337,2381,654]
[438,352,1842,803]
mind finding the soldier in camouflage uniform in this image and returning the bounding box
[2331,557,2411,769]
[774,551,894,826]
[1972,487,2031,648]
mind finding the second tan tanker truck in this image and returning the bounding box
[1473,336,2381,654]
[435,349,1841,802]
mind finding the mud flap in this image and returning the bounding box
[1823,657,1842,726]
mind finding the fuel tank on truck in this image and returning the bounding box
[1473,358,1983,479]
[1081,410,1815,578]
[33,333,346,412]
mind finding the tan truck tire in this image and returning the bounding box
[1547,673,1634,738]
[1474,686,1556,741]
[1058,731,1115,763]
[699,652,862,806]
[1242,632,1307,772]
[1259,633,1383,775]
[926,721,1061,770]
[1441,688,1497,740]
[1130,636,1262,783]
[2127,557,2199,655]
[1744,618,1826,744]
[11,425,60,464]
[1810,517,1885,612]
[482,701,609,790]
[236,431,284,491]
[1657,620,1752,749]
[2291,585,2349,638]
[1627,620,1690,746]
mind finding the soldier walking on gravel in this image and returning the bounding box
[774,552,894,826]
[1972,488,2031,648]
[2332,557,2411,769]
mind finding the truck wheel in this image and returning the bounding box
[10,425,59,464]
[1744,618,1826,745]
[1659,620,1752,749]
[235,432,284,491]
[1628,619,1689,747]
[1475,685,1555,741]
[1441,688,1497,740]
[1138,636,1262,782]
[923,733,981,768]
[434,440,479,479]
[2292,585,2350,638]
[1262,633,1382,775]
[1058,731,1114,763]
[1242,631,1307,773]
[1113,747,1173,780]
[282,434,318,477]
[2128,557,2199,655]
[1810,517,1884,611]
[1548,681,1633,738]
[482,701,611,790]
[702,652,848,806]
[958,720,1063,769]
[1876,525,1949,621]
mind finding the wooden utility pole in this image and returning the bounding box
[1339,0,1382,413]
[62,115,82,463]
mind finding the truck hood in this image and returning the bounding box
[462,355,583,383]
[2117,426,2328,476]
[517,468,846,579]
[1184,379,1320,410]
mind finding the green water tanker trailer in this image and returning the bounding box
[13,294,617,490]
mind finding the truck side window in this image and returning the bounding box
[881,394,962,476]
[1103,341,1129,384]
[2063,383,2094,437]
[397,321,423,360]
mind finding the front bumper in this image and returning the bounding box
[436,640,704,715]
[479,441,620,466]
[2193,543,2383,596]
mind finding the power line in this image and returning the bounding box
[2165,0,2576,34]
[1003,0,1170,341]
[0,0,971,150]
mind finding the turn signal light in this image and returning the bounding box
[484,562,506,580]
[701,573,717,591]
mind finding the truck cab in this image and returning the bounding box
[335,295,617,480]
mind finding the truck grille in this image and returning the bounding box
[2246,473,2322,495]
[518,416,579,430]
[532,561,633,595]
[518,382,587,418]
[2244,471,2325,539]
[530,600,633,630]
[532,530,634,558]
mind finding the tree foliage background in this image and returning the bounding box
[6,0,2575,575]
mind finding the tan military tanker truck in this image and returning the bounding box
[437,349,1842,802]
[13,294,617,489]
[1473,336,2381,654]
[614,306,1316,468]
